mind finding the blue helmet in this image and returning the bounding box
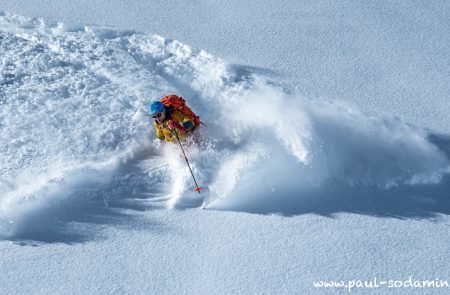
[150,101,165,115]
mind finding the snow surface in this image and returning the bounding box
[0,2,449,295]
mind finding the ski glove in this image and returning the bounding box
[168,120,186,132]
[182,120,194,131]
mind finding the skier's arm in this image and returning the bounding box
[172,111,195,131]
[153,121,165,139]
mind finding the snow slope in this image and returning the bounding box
[1,11,448,235]
[0,5,449,295]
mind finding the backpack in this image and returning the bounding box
[160,95,201,127]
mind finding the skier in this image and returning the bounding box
[150,96,203,194]
[150,96,198,143]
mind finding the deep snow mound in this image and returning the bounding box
[0,13,448,238]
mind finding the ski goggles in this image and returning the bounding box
[152,112,163,118]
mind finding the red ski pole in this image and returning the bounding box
[173,130,202,194]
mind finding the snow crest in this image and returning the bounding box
[0,13,448,237]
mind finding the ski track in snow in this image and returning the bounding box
[0,13,449,239]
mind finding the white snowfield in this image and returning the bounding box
[0,5,449,295]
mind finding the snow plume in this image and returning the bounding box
[0,13,448,237]
[204,83,448,209]
[306,100,447,187]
